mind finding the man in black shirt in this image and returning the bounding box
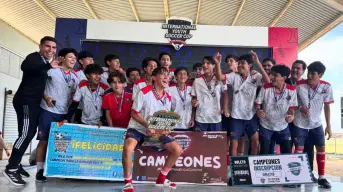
[3,36,60,186]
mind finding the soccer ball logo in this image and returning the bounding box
[55,132,64,140]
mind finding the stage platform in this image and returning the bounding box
[1,156,342,192]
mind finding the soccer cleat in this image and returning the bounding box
[156,179,177,189]
[122,183,135,192]
[35,169,47,182]
[18,164,30,178]
[318,178,331,189]
[312,175,318,183]
[2,169,26,186]
[228,177,233,186]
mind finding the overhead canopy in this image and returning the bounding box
[0,0,342,52]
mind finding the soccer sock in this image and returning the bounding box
[294,146,304,153]
[156,167,171,183]
[37,162,45,171]
[124,173,132,184]
[316,150,326,179]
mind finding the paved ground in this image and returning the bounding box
[1,156,342,192]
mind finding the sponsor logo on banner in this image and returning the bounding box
[230,154,313,186]
[133,132,227,185]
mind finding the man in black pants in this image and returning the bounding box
[2,36,60,186]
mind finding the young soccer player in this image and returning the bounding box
[222,54,246,161]
[215,51,270,156]
[191,56,229,131]
[74,51,94,123]
[255,65,297,155]
[293,61,333,189]
[36,48,79,182]
[102,72,133,128]
[188,63,203,85]
[64,64,109,126]
[159,52,175,83]
[169,67,193,130]
[122,67,182,192]
[286,60,316,182]
[125,67,141,93]
[132,57,159,98]
[101,54,126,86]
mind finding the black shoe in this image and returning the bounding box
[2,169,26,186]
[18,164,30,178]
[318,178,331,189]
[35,169,47,182]
[312,176,318,183]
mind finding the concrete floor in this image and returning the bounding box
[1,156,343,192]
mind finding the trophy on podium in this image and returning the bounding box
[142,110,182,147]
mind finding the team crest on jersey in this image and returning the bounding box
[321,89,327,94]
[286,95,291,101]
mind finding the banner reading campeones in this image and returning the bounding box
[133,132,227,185]
[230,154,313,186]
[45,123,127,180]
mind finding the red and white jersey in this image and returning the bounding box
[224,72,263,120]
[255,83,298,131]
[73,80,109,125]
[191,75,227,123]
[128,85,172,134]
[293,80,334,129]
[40,68,79,114]
[101,67,127,86]
[132,77,148,100]
[74,68,87,110]
[169,84,192,129]
[74,68,87,81]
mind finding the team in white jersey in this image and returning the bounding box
[25,47,333,190]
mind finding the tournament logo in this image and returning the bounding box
[287,162,302,176]
[53,132,72,152]
[162,17,196,50]
[261,178,266,184]
[142,110,181,147]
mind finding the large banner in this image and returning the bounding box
[230,154,313,186]
[45,123,127,180]
[133,132,227,185]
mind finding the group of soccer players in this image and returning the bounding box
[3,36,333,191]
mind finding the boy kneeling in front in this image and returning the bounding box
[122,67,182,192]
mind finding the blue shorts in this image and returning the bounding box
[38,109,65,141]
[259,126,291,144]
[195,121,222,132]
[229,115,259,140]
[292,125,325,147]
[125,128,175,145]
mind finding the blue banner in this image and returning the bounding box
[45,122,128,181]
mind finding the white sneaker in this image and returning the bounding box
[122,183,134,192]
[155,179,177,189]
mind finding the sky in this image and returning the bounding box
[298,23,343,133]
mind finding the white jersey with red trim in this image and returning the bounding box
[128,85,172,134]
[293,80,334,129]
[191,74,227,123]
[74,69,87,110]
[73,80,109,125]
[255,83,298,131]
[40,68,79,114]
[169,84,192,129]
[132,77,148,100]
[224,72,263,120]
